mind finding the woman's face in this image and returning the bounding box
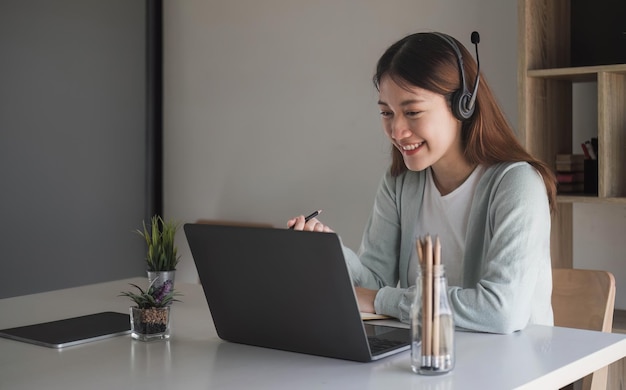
[377,75,464,173]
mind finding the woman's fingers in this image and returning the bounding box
[305,218,334,233]
[287,216,334,232]
[287,215,306,230]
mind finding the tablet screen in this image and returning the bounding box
[0,311,131,348]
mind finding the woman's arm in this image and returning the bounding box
[371,164,552,331]
[449,164,552,333]
[342,173,403,289]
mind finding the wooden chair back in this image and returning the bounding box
[552,268,616,390]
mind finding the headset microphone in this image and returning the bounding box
[432,31,481,121]
[467,31,481,115]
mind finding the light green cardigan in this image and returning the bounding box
[342,162,553,334]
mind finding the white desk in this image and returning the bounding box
[1,278,626,390]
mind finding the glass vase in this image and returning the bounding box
[130,306,171,341]
[410,264,455,375]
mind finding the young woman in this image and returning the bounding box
[288,32,557,334]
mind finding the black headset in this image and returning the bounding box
[431,32,481,121]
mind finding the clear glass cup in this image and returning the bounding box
[130,306,171,341]
[410,264,455,375]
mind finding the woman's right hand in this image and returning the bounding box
[286,215,334,232]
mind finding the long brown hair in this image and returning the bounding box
[373,32,557,213]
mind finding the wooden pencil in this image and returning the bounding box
[432,236,441,368]
[424,235,433,366]
[417,238,423,267]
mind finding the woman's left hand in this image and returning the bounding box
[355,287,377,313]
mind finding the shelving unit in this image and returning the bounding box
[519,3,626,386]
[518,0,626,269]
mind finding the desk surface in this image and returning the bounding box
[1,278,626,390]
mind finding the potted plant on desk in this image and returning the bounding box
[120,280,181,341]
[137,215,181,290]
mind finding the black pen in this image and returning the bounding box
[289,209,322,229]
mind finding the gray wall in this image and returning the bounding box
[163,0,518,283]
[164,1,626,310]
[5,0,624,308]
[0,0,148,298]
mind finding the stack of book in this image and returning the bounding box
[556,154,585,193]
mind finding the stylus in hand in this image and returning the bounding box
[289,209,322,229]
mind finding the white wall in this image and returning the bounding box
[163,1,626,309]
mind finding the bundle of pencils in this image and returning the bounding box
[416,234,453,373]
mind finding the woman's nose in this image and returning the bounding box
[390,117,411,140]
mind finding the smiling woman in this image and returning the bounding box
[361,31,556,333]
[289,31,557,335]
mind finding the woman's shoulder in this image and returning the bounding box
[483,161,542,185]
[481,162,548,203]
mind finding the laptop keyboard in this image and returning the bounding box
[367,336,408,355]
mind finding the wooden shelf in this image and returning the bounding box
[557,195,626,205]
[519,5,626,387]
[518,0,626,270]
[527,64,626,81]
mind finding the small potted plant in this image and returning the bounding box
[120,280,181,341]
[136,215,181,289]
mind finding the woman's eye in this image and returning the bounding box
[406,111,421,117]
[379,111,392,118]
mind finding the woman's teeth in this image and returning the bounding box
[401,142,423,151]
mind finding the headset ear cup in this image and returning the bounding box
[451,90,474,121]
[461,92,475,120]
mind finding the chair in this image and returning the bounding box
[552,268,616,390]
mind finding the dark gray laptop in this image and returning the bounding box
[184,223,410,362]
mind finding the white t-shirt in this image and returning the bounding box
[407,165,485,287]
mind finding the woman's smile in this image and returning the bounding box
[397,141,425,156]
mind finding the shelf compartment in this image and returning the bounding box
[527,64,626,81]
[557,195,626,205]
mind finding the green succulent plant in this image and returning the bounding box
[137,215,181,271]
[119,281,181,309]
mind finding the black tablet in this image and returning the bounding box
[0,311,131,348]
